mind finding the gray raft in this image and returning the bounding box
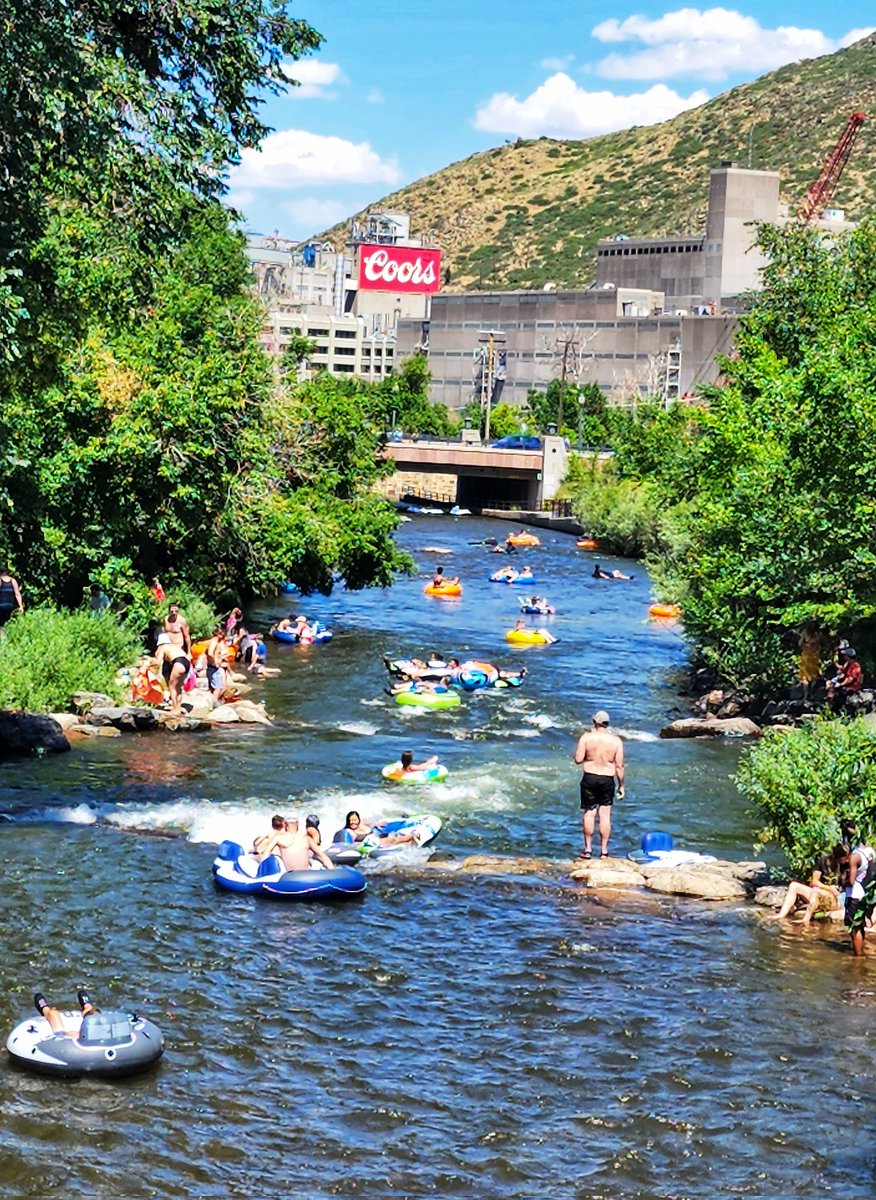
[6,1008,164,1079]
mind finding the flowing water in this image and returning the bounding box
[0,518,873,1199]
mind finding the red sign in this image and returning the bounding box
[357,243,442,294]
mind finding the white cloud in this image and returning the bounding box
[474,72,708,138]
[591,10,870,81]
[365,87,386,104]
[839,27,876,48]
[280,59,345,99]
[230,129,402,190]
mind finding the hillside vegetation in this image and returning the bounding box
[321,33,876,291]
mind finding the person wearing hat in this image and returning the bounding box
[826,646,863,711]
[573,711,625,859]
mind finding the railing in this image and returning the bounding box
[480,498,576,517]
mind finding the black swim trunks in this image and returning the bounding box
[580,772,616,810]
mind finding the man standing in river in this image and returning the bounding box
[573,711,625,859]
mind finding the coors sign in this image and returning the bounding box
[357,243,442,294]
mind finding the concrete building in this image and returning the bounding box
[594,163,781,311]
[396,286,736,411]
[260,304,396,381]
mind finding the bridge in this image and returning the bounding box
[383,435,569,510]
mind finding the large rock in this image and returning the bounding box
[154,712,205,732]
[642,864,748,900]
[232,700,272,726]
[754,885,787,908]
[48,712,82,732]
[71,691,114,713]
[660,715,761,739]
[182,691,218,719]
[569,858,647,888]
[205,704,241,724]
[0,711,70,758]
[67,723,122,738]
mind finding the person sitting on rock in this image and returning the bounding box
[767,845,847,925]
[826,647,863,711]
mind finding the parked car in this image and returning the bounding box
[490,434,542,450]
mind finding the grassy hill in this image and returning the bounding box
[321,33,876,291]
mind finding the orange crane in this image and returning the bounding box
[798,112,866,225]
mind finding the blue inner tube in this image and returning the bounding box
[213,842,365,899]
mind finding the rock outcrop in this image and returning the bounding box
[0,711,71,758]
[660,715,761,739]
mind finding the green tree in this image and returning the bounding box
[526,380,610,442]
[736,719,876,876]
[373,355,455,437]
[1,1,322,364]
[652,221,876,691]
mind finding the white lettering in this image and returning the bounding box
[362,246,439,289]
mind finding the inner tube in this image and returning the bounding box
[519,604,554,615]
[424,583,462,597]
[505,628,551,645]
[213,842,366,899]
[270,627,333,644]
[395,690,461,709]
[648,603,681,619]
[506,534,540,546]
[6,1009,164,1079]
[576,538,598,550]
[381,763,449,784]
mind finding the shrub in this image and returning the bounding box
[560,456,664,557]
[736,717,876,876]
[0,608,142,712]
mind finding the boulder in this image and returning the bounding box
[68,723,122,738]
[71,691,114,713]
[48,712,82,732]
[642,865,748,900]
[0,711,70,758]
[154,712,205,732]
[231,700,272,726]
[86,705,129,727]
[569,858,647,888]
[754,885,787,909]
[182,691,218,719]
[660,715,761,739]
[205,704,241,724]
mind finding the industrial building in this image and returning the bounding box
[245,213,435,379]
[247,148,858,410]
[396,160,855,411]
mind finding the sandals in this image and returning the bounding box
[580,850,592,860]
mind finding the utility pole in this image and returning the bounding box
[475,329,506,441]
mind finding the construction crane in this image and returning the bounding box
[798,112,866,225]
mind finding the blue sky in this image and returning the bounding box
[228,3,873,239]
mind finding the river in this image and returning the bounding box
[0,517,873,1199]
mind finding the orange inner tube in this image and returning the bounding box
[649,603,681,619]
[576,538,598,550]
[507,534,540,546]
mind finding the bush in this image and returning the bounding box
[560,456,664,557]
[736,717,876,876]
[0,608,142,712]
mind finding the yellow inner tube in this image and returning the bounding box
[507,534,540,546]
[506,628,548,644]
[424,583,462,597]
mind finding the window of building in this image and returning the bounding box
[335,329,357,339]
[334,363,355,372]
[334,346,356,356]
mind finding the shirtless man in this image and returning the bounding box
[573,710,625,859]
[256,816,335,872]
[164,601,191,655]
[253,814,285,856]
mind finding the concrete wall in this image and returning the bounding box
[398,291,733,410]
[704,166,780,302]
